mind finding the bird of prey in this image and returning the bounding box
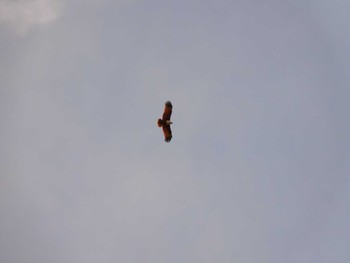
[157,101,173,142]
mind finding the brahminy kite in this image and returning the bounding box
[157,101,173,142]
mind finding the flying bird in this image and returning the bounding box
[157,101,173,142]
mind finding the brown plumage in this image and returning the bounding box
[157,101,173,142]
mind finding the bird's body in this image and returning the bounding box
[157,101,173,142]
[157,120,173,126]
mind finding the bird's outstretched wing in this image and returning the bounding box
[162,101,172,121]
[162,125,172,142]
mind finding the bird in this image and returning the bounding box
[157,101,173,142]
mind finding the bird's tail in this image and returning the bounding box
[157,119,164,127]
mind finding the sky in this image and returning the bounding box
[1,0,350,262]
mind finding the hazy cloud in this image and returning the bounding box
[0,0,63,34]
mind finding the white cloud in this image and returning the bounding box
[0,0,63,34]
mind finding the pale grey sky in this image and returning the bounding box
[1,1,349,262]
